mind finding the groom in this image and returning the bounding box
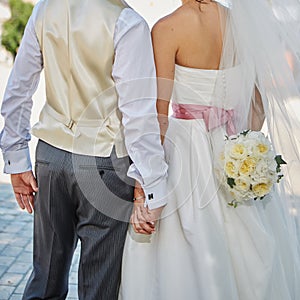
[0,0,168,299]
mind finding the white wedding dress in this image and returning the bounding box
[119,64,300,300]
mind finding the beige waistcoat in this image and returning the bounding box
[32,0,128,157]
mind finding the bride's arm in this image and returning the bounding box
[152,18,178,144]
[249,86,265,131]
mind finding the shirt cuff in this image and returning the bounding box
[2,148,32,174]
[143,178,168,210]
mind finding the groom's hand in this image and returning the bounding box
[11,171,38,214]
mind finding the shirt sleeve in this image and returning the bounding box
[0,9,43,174]
[112,8,168,209]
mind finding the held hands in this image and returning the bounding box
[11,171,38,214]
[130,182,165,235]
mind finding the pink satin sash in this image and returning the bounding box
[172,103,235,136]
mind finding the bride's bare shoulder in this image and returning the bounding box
[152,5,197,38]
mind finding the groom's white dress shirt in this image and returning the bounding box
[0,6,168,209]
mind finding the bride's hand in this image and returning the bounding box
[130,183,155,235]
[146,206,164,226]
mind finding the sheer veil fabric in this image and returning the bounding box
[208,0,300,229]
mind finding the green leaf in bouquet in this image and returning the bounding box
[254,196,265,201]
[277,174,284,183]
[228,200,238,208]
[275,155,287,166]
[240,130,250,137]
[227,178,236,188]
[275,155,286,173]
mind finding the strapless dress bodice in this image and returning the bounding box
[172,64,243,109]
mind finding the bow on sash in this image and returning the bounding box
[172,103,236,136]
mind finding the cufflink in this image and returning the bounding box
[148,193,154,200]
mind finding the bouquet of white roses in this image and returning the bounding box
[220,130,286,207]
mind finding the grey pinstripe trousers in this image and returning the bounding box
[23,140,134,300]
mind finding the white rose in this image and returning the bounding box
[252,159,269,180]
[224,158,241,178]
[234,176,251,193]
[268,157,277,172]
[230,186,253,201]
[227,142,249,160]
[252,180,273,198]
[253,140,272,158]
[247,130,266,140]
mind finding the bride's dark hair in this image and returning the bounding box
[195,0,208,10]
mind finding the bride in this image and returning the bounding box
[119,0,300,299]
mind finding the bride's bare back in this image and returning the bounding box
[152,0,223,135]
[152,0,223,72]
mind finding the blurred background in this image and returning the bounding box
[0,0,181,183]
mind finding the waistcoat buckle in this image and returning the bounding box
[66,119,75,130]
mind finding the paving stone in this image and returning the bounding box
[0,233,15,245]
[69,271,78,284]
[24,242,33,252]
[3,223,27,234]
[1,246,23,257]
[10,237,31,248]
[7,262,31,274]
[0,194,16,202]
[0,273,23,286]
[22,231,33,239]
[70,263,79,273]
[15,252,32,264]
[0,184,79,299]
[10,221,29,226]
[0,256,15,267]
[13,280,26,294]
[0,244,6,253]
[23,270,31,281]
[1,198,18,205]
[0,185,13,194]
[3,225,26,234]
[1,204,18,212]
[0,220,10,229]
[67,284,78,298]
[0,265,7,278]
[0,285,15,300]
[9,294,23,300]
[0,214,17,221]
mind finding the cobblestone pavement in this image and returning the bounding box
[0,183,80,300]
